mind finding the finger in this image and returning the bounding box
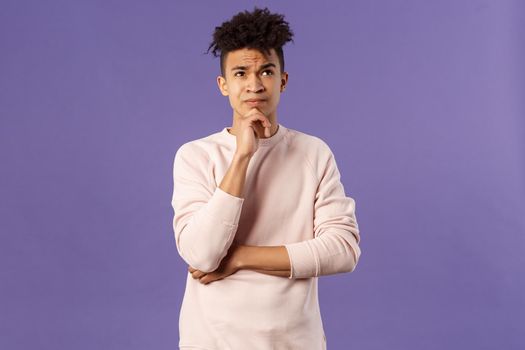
[188,266,202,275]
[201,274,221,285]
[191,270,207,279]
[248,114,272,129]
[199,274,210,284]
[246,108,271,127]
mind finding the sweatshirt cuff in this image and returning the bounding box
[284,241,318,279]
[204,186,245,226]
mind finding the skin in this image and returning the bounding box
[218,47,288,144]
[188,48,294,284]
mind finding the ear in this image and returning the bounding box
[217,75,229,96]
[280,71,289,92]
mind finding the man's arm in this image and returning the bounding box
[235,245,292,277]
[219,153,251,197]
[188,244,291,284]
[282,144,361,279]
[172,112,272,274]
[234,145,361,280]
[187,143,361,281]
[251,269,291,277]
[172,145,248,273]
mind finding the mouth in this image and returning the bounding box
[245,99,267,106]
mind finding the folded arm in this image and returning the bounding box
[236,245,291,277]
[176,141,361,280]
[194,144,361,281]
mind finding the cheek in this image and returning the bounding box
[229,86,242,98]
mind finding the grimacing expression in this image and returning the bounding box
[217,48,288,120]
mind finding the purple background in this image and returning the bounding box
[1,0,524,349]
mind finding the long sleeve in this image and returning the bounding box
[171,143,244,273]
[284,144,361,279]
[176,125,361,348]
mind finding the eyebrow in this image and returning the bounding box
[230,63,277,72]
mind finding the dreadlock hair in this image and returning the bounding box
[206,6,294,77]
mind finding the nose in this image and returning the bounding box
[246,73,264,93]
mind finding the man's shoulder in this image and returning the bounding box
[175,129,223,157]
[283,127,337,183]
[284,126,332,155]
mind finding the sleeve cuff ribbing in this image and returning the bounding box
[284,241,318,279]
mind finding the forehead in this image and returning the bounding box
[225,48,279,70]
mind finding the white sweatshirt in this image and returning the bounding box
[171,123,361,349]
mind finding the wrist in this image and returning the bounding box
[233,152,252,162]
[233,244,248,270]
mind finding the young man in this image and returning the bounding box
[171,7,361,350]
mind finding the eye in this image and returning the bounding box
[262,70,274,76]
[234,71,245,77]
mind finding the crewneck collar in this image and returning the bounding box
[220,123,286,148]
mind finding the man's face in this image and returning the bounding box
[217,47,288,121]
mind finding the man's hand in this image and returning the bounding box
[188,244,241,285]
[235,108,272,159]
